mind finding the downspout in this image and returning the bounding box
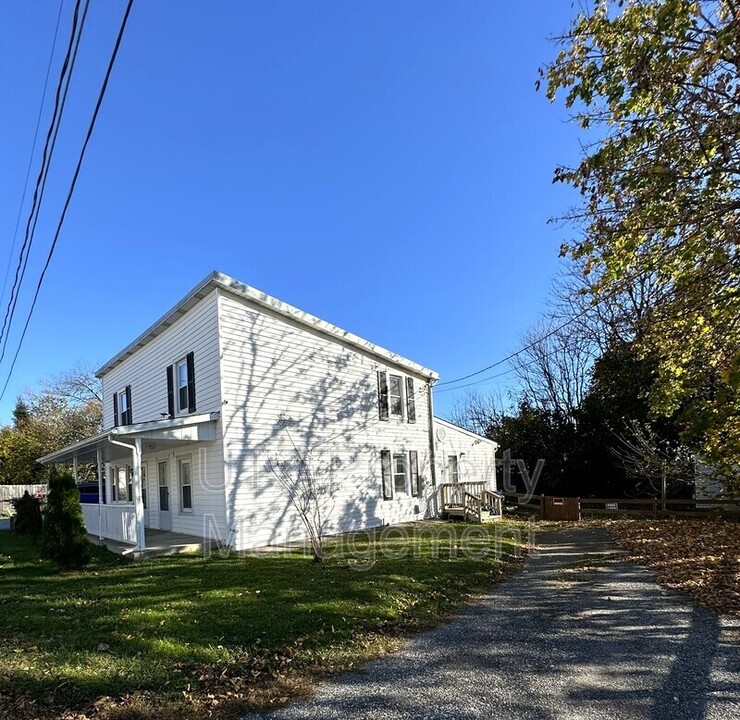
[426,378,438,516]
[108,435,146,554]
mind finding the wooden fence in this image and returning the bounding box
[0,484,47,515]
[502,492,740,519]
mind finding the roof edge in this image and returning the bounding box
[96,271,220,377]
[96,271,439,381]
[433,416,499,448]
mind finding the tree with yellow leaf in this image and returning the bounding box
[543,0,739,485]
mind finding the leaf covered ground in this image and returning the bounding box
[603,518,740,616]
[0,521,530,720]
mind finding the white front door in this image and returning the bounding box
[157,460,171,531]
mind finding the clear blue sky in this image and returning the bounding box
[0,0,581,424]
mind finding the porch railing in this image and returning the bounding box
[81,504,137,545]
[439,481,487,507]
[439,482,503,521]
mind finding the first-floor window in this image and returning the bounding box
[179,457,193,511]
[409,450,420,497]
[158,461,169,512]
[393,453,407,495]
[381,450,393,500]
[113,466,129,503]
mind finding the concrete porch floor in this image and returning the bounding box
[89,528,210,560]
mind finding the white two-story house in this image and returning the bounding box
[40,272,499,553]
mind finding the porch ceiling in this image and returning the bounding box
[37,412,220,465]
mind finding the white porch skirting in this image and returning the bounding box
[81,504,137,545]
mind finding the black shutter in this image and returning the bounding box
[166,365,175,417]
[125,385,132,425]
[377,371,389,421]
[186,351,196,413]
[406,377,416,423]
[409,450,420,497]
[381,449,393,500]
[112,392,119,427]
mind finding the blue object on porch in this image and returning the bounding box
[78,482,106,504]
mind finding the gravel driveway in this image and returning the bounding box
[245,527,740,720]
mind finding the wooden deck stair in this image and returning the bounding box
[439,482,503,523]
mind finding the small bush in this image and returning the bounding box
[42,467,91,570]
[11,491,43,536]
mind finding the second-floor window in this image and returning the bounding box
[176,359,189,412]
[166,352,196,417]
[389,375,403,417]
[377,370,416,422]
[113,385,132,426]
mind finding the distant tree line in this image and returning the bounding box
[0,363,102,485]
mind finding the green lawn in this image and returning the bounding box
[0,521,530,719]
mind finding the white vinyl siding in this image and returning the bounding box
[99,290,227,540]
[217,289,436,550]
[434,418,498,490]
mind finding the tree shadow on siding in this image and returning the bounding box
[220,309,396,549]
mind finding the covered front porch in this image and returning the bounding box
[38,413,220,555]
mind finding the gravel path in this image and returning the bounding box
[245,527,740,720]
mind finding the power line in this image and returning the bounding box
[0,0,135,403]
[433,247,679,390]
[0,0,89,363]
[0,0,65,308]
[433,300,596,388]
[434,250,736,394]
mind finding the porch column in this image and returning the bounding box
[96,448,104,540]
[72,454,78,482]
[133,437,146,552]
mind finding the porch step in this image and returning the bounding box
[87,532,209,560]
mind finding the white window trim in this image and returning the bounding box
[178,455,193,513]
[392,452,408,496]
[175,358,189,416]
[157,459,170,513]
[388,374,404,419]
[117,387,129,425]
[112,465,133,505]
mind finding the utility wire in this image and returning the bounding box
[0,0,88,361]
[0,0,135,403]
[435,250,736,392]
[0,0,65,309]
[434,247,677,389]
[433,301,597,388]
